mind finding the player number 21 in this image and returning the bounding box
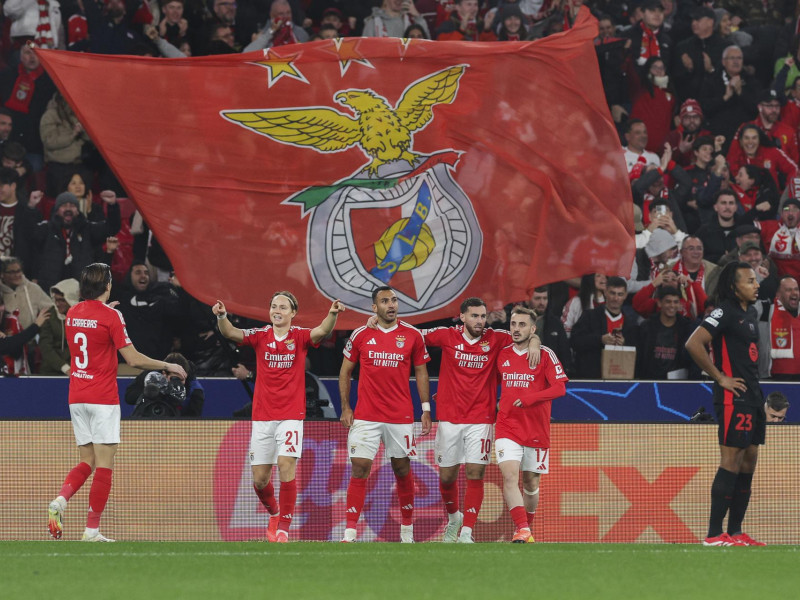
[285,430,300,445]
[73,332,89,369]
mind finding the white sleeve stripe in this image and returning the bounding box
[349,325,367,341]
[542,346,560,365]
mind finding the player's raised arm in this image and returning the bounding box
[339,357,357,428]
[310,300,345,344]
[118,345,187,379]
[414,363,431,435]
[213,300,244,343]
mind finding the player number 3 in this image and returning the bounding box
[73,332,89,369]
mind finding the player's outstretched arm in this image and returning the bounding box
[311,300,345,344]
[119,345,187,379]
[339,358,357,427]
[212,300,244,343]
[685,326,747,397]
[414,363,431,435]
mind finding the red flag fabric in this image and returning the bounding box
[35,8,633,329]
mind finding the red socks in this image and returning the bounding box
[346,477,367,528]
[462,479,484,529]
[278,479,297,533]
[510,505,528,530]
[59,462,92,501]
[254,481,279,515]
[439,480,459,514]
[86,467,112,529]
[395,472,415,526]
[527,511,536,530]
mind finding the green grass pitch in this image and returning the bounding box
[3,542,799,600]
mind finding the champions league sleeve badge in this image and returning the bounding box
[221,66,482,316]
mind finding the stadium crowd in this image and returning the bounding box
[2,0,800,384]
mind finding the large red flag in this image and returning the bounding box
[35,8,633,328]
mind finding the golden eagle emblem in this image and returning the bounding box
[222,65,465,175]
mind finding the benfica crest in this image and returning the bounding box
[221,66,482,315]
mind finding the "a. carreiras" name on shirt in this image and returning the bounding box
[67,318,98,328]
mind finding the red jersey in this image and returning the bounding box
[66,300,132,405]
[240,325,317,421]
[423,325,511,424]
[343,321,429,424]
[495,345,568,448]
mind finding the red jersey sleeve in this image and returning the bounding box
[296,327,319,349]
[343,328,363,362]
[421,326,449,348]
[109,309,132,349]
[492,329,512,346]
[240,327,262,348]
[411,329,430,366]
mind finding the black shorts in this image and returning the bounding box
[715,403,766,448]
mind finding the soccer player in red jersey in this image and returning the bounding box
[48,263,187,542]
[339,286,430,543]
[422,297,540,543]
[496,307,568,543]
[214,291,344,543]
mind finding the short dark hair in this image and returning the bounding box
[79,263,112,300]
[606,276,628,291]
[510,306,536,323]
[657,286,680,300]
[624,119,645,134]
[765,391,790,411]
[713,189,737,204]
[533,285,549,294]
[648,199,669,212]
[714,261,752,305]
[0,166,18,185]
[164,352,193,380]
[460,297,486,313]
[692,135,714,152]
[372,286,394,304]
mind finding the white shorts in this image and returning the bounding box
[249,420,303,466]
[494,438,550,474]
[70,403,121,446]
[435,422,493,467]
[348,420,416,461]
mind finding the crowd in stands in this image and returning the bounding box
[2,0,800,384]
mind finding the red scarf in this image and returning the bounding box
[4,64,45,114]
[770,299,795,359]
[272,20,298,46]
[639,22,660,63]
[730,183,757,211]
[672,260,706,319]
[34,0,54,48]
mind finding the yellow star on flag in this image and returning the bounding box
[252,49,308,88]
[325,38,374,76]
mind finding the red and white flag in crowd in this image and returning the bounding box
[35,7,633,328]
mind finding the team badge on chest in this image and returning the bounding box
[396,335,406,348]
[480,340,490,352]
[285,339,296,351]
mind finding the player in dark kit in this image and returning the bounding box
[686,261,767,547]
